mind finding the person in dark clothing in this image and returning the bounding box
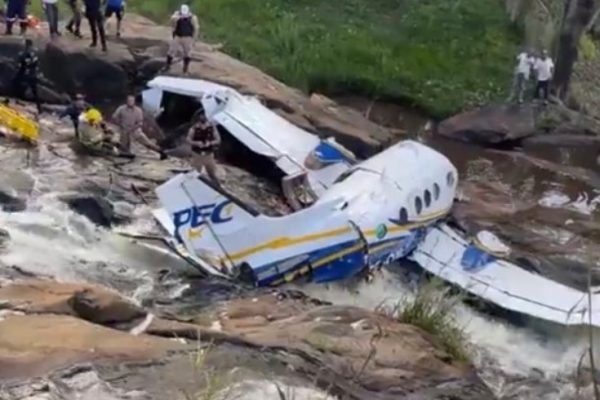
[187,115,220,183]
[4,0,28,35]
[166,5,198,74]
[12,39,41,113]
[83,0,106,51]
[65,0,83,38]
[58,93,87,138]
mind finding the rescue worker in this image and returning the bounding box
[104,0,125,38]
[4,0,28,35]
[165,4,198,74]
[111,94,167,159]
[83,0,107,51]
[77,108,119,155]
[58,93,88,138]
[65,0,83,38]
[12,39,41,114]
[186,114,221,183]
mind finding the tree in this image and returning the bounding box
[553,0,600,100]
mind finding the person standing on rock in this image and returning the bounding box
[103,0,125,38]
[65,0,83,38]
[4,0,28,35]
[112,95,167,160]
[83,0,107,51]
[533,50,554,105]
[509,48,534,104]
[42,0,61,38]
[12,39,41,114]
[165,4,198,74]
[187,115,221,183]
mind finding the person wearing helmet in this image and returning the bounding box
[77,109,120,155]
[165,4,198,74]
[112,94,167,159]
[78,107,103,147]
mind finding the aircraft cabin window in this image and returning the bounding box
[446,172,455,188]
[424,190,431,207]
[399,207,408,224]
[433,183,440,200]
[415,196,423,215]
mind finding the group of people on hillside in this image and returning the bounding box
[4,1,200,74]
[3,0,126,50]
[510,48,555,105]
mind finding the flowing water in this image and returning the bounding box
[2,112,600,399]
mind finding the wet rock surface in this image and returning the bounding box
[436,102,600,147]
[0,280,494,400]
[436,104,536,145]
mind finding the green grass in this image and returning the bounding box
[30,0,522,117]
[128,0,521,118]
[381,279,469,361]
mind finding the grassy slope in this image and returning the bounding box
[35,0,521,117]
[133,0,521,118]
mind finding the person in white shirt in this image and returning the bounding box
[533,50,554,105]
[42,0,60,38]
[509,49,535,104]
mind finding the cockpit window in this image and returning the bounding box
[415,196,423,215]
[398,207,408,224]
[433,183,440,200]
[424,190,431,207]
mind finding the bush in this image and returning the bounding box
[126,0,520,118]
[380,278,469,361]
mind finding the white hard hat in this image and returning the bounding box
[180,4,190,16]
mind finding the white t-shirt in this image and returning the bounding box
[516,52,534,78]
[535,57,554,81]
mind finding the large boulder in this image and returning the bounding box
[0,280,146,325]
[0,314,183,380]
[437,104,536,145]
[61,194,131,227]
[147,292,495,400]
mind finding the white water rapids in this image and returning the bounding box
[1,148,599,399]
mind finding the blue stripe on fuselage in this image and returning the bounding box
[250,227,428,287]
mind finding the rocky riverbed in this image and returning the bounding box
[1,13,600,400]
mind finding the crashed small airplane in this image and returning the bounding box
[143,76,600,328]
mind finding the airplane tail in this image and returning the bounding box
[154,171,257,270]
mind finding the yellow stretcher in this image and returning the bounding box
[0,104,39,143]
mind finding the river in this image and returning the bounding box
[1,105,599,399]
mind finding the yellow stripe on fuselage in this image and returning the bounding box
[216,207,451,263]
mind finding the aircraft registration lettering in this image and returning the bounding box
[172,199,234,241]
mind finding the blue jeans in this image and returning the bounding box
[44,3,59,35]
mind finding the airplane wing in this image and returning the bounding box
[143,76,354,192]
[410,224,600,327]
